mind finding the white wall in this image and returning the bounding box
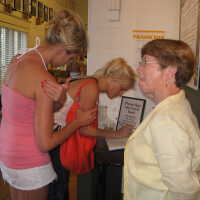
[88,0,180,128]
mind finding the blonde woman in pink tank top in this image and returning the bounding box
[0,9,97,200]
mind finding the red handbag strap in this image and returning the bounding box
[75,78,97,98]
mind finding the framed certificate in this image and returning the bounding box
[49,8,53,20]
[116,96,146,130]
[0,0,5,4]
[44,5,48,21]
[180,0,200,88]
[37,1,43,20]
[14,0,22,11]
[23,0,30,15]
[31,0,37,16]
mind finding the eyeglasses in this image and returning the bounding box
[138,60,159,66]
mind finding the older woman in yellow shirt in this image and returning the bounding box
[124,39,200,200]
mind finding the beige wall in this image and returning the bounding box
[75,0,88,28]
[88,0,180,119]
[0,0,69,47]
[68,0,88,28]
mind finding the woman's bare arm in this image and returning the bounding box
[78,81,133,138]
[42,78,72,112]
[39,78,132,143]
[34,73,96,152]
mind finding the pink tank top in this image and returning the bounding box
[0,48,50,169]
[0,85,50,169]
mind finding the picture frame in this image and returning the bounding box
[14,0,22,11]
[5,0,14,6]
[197,1,200,89]
[49,7,53,21]
[31,0,37,16]
[44,5,48,21]
[180,0,200,89]
[23,0,30,15]
[0,0,5,4]
[116,96,146,130]
[37,1,43,20]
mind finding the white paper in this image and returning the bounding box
[106,137,128,151]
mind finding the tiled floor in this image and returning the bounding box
[0,173,77,200]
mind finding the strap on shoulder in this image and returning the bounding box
[75,78,97,98]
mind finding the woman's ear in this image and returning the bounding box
[164,66,177,83]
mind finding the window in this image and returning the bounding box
[0,26,27,87]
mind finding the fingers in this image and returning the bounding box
[127,125,135,133]
[122,124,135,132]
[79,108,97,120]
[88,116,96,124]
[65,77,72,84]
[117,124,135,138]
[90,107,98,114]
[41,80,64,101]
[43,80,60,91]
[76,108,97,126]
[89,108,98,120]
[11,54,20,63]
[62,77,72,90]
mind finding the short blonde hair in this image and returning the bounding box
[94,57,136,87]
[46,9,87,54]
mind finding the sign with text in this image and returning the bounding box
[116,96,146,130]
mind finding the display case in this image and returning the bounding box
[48,56,87,83]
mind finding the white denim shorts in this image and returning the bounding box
[0,162,57,190]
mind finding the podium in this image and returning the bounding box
[77,138,124,200]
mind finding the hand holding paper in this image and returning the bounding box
[116,124,134,138]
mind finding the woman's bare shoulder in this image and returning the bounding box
[69,78,98,95]
[75,78,98,94]
[10,55,56,99]
[79,78,99,109]
[21,56,55,82]
[81,77,98,88]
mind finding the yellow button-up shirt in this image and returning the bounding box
[124,90,200,200]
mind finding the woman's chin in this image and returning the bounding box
[107,94,116,99]
[138,84,146,93]
[140,87,151,97]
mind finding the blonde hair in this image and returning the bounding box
[46,9,87,53]
[93,57,136,87]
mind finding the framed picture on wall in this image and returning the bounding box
[37,1,43,20]
[5,0,14,6]
[44,5,48,21]
[180,0,200,89]
[14,0,22,11]
[49,8,53,21]
[31,0,37,16]
[23,0,30,14]
[0,0,5,4]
